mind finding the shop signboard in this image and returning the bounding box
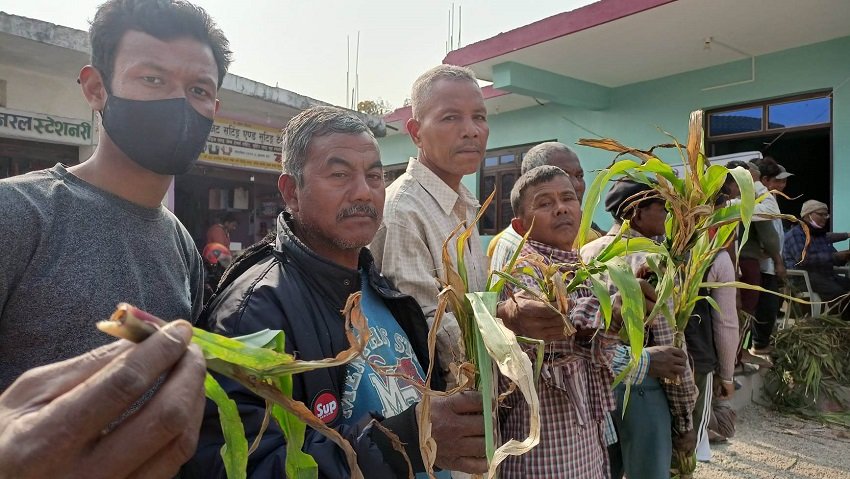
[199,117,282,173]
[0,107,93,146]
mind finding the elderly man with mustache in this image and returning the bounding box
[186,106,487,478]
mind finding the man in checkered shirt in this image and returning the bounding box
[498,165,657,478]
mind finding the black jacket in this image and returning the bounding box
[183,214,444,478]
[684,286,718,375]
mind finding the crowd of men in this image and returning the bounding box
[0,1,844,478]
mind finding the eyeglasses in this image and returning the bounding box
[813,211,831,219]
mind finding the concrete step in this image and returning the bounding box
[730,365,768,412]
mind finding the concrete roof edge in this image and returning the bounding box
[221,74,386,137]
[442,0,675,67]
[0,12,386,136]
[0,11,91,54]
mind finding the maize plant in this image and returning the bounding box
[575,109,812,478]
[764,315,850,416]
[421,190,658,479]
[416,190,544,479]
[98,299,370,479]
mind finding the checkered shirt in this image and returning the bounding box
[370,158,488,377]
[498,239,618,478]
[580,224,698,434]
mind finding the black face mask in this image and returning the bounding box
[101,95,214,175]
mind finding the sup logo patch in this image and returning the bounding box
[312,391,339,424]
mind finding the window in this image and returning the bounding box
[707,92,831,139]
[478,143,542,236]
[708,107,763,136]
[768,97,831,130]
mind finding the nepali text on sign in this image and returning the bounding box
[0,107,93,146]
[199,118,282,173]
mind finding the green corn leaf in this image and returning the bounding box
[577,159,641,247]
[701,281,815,304]
[271,401,317,479]
[595,237,667,263]
[192,328,295,374]
[489,217,534,293]
[229,328,283,348]
[605,257,647,380]
[649,263,677,328]
[588,274,613,329]
[467,292,541,478]
[258,331,319,479]
[473,310,497,466]
[702,293,721,313]
[635,157,683,190]
[726,166,756,258]
[701,164,729,198]
[516,335,546,384]
[204,373,249,479]
[586,219,630,261]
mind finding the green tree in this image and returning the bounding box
[356,98,393,116]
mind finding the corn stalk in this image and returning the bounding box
[97,300,370,479]
[575,109,819,478]
[425,187,661,478]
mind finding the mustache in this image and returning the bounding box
[336,203,379,221]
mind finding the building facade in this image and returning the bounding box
[378,0,850,244]
[0,12,384,252]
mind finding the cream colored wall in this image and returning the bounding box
[0,63,92,123]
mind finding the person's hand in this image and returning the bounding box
[0,320,206,479]
[498,291,564,341]
[423,391,487,474]
[673,427,697,454]
[646,345,688,380]
[835,250,850,264]
[774,261,787,282]
[715,377,735,399]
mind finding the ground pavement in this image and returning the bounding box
[696,404,850,479]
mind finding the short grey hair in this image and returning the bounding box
[521,142,577,174]
[510,165,569,217]
[411,65,479,120]
[281,106,376,185]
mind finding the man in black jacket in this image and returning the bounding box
[184,106,487,478]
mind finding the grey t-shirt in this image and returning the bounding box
[0,164,204,391]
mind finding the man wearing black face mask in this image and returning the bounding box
[0,0,231,395]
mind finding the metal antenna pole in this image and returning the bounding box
[346,35,350,108]
[458,5,462,47]
[450,3,454,50]
[355,31,360,108]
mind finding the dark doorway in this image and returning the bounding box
[0,137,79,178]
[708,127,830,227]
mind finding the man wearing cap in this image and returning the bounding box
[581,179,698,479]
[784,200,850,320]
[751,159,792,354]
[726,161,783,337]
